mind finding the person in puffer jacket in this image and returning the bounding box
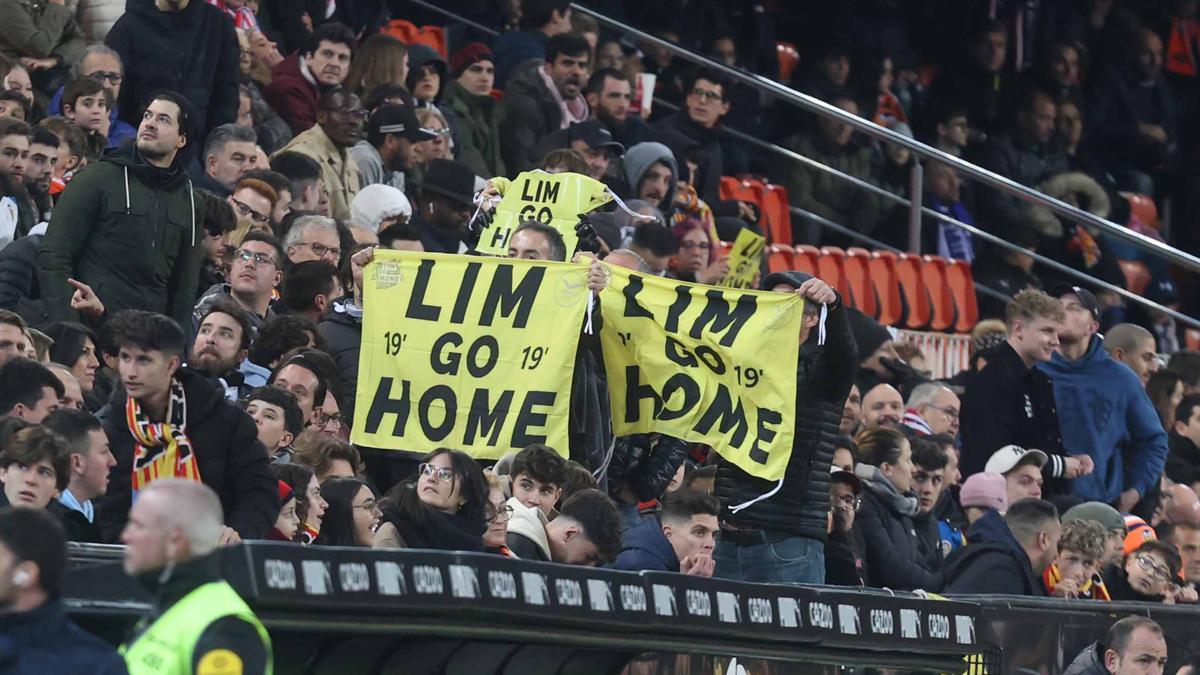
[605,432,691,532]
[712,270,857,584]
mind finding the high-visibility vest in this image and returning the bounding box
[120,581,272,675]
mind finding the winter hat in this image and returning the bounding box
[351,184,412,233]
[1123,515,1157,555]
[845,306,892,358]
[406,43,449,96]
[277,480,294,505]
[959,471,1008,511]
[1062,502,1125,533]
[450,42,494,79]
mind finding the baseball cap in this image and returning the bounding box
[830,465,861,494]
[1048,283,1100,321]
[369,105,438,142]
[1062,501,1125,532]
[1147,278,1179,306]
[984,444,1048,474]
[567,120,625,156]
[959,472,1008,511]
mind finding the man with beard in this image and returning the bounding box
[500,33,591,172]
[265,22,356,135]
[38,92,203,329]
[585,68,653,148]
[0,118,33,238]
[274,87,363,221]
[409,158,476,254]
[24,128,57,223]
[350,105,435,191]
[190,296,255,400]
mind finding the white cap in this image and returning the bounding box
[985,444,1049,475]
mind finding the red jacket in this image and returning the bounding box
[264,53,320,135]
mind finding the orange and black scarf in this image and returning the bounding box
[1044,563,1111,600]
[127,377,201,494]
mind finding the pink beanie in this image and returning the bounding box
[959,471,1008,512]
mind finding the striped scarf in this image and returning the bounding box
[127,378,201,495]
[1043,563,1111,600]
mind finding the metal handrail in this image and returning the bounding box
[570,3,1200,275]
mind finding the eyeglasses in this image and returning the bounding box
[87,71,123,84]
[311,410,343,429]
[352,498,380,512]
[689,88,723,102]
[231,198,270,224]
[831,494,861,510]
[1137,555,1172,582]
[487,503,514,523]
[418,463,455,482]
[680,241,711,250]
[297,241,341,259]
[233,249,278,268]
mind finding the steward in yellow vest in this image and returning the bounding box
[117,479,272,675]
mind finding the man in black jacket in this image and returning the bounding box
[712,270,857,584]
[1166,394,1200,487]
[498,33,590,172]
[960,288,1089,490]
[105,0,240,139]
[43,408,114,543]
[942,498,1060,596]
[95,310,278,543]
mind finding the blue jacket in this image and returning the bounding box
[611,518,677,572]
[0,600,127,674]
[1037,336,1168,502]
[47,86,137,150]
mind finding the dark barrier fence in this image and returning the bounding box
[63,542,1200,674]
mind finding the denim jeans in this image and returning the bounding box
[713,535,825,585]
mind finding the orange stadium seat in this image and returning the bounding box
[1118,260,1151,296]
[894,253,931,329]
[767,244,797,274]
[757,183,793,246]
[868,251,903,326]
[1187,329,1200,352]
[714,240,734,259]
[720,176,761,205]
[921,255,956,332]
[818,247,848,299]
[793,244,821,277]
[945,259,979,333]
[777,42,801,83]
[1124,193,1160,230]
[843,248,877,318]
[381,20,448,58]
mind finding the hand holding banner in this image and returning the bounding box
[352,251,589,460]
[598,264,803,481]
[475,171,613,259]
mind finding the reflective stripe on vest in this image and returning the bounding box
[120,581,272,675]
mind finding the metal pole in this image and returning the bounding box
[907,160,923,254]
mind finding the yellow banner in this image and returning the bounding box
[475,171,613,258]
[718,228,767,289]
[598,264,802,480]
[352,251,589,459]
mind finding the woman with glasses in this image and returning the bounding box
[373,448,489,552]
[484,473,514,557]
[853,427,943,591]
[313,477,380,547]
[1103,540,1192,603]
[667,218,729,285]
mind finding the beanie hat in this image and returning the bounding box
[1123,515,1157,555]
[277,480,294,504]
[959,471,1008,512]
[845,307,892,358]
[1062,502,1126,532]
[450,42,494,79]
[351,184,412,233]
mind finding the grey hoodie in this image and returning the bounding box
[621,142,678,213]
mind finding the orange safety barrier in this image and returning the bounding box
[843,248,877,319]
[893,253,932,330]
[868,251,903,326]
[818,246,848,300]
[920,255,956,332]
[767,244,797,274]
[944,259,980,333]
[777,42,801,83]
[1118,260,1151,296]
[380,19,448,58]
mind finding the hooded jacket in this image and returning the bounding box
[498,64,568,173]
[406,44,448,107]
[104,0,239,137]
[264,53,321,135]
[612,517,677,572]
[37,145,203,329]
[505,496,550,561]
[95,367,279,542]
[621,142,679,215]
[941,509,1045,596]
[855,464,942,591]
[713,275,857,542]
[0,599,127,674]
[442,79,506,179]
[1037,335,1168,503]
[275,122,362,222]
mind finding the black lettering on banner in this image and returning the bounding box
[693,385,749,447]
[521,178,561,203]
[748,407,782,465]
[406,260,441,321]
[364,378,411,436]
[621,275,655,319]
[418,385,456,441]
[659,373,701,421]
[664,285,692,334]
[466,336,499,377]
[691,290,757,347]
[463,389,514,445]
[624,365,662,422]
[663,336,726,375]
[518,204,554,224]
[431,332,464,375]
[512,391,555,446]
[487,226,509,251]
[480,265,544,328]
[450,262,482,324]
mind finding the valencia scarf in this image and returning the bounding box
[1044,563,1111,600]
[127,378,201,494]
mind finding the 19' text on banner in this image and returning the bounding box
[353,252,588,459]
[598,265,802,481]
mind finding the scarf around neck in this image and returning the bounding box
[855,464,919,517]
[127,377,201,496]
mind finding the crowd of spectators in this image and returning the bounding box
[0,0,1199,670]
